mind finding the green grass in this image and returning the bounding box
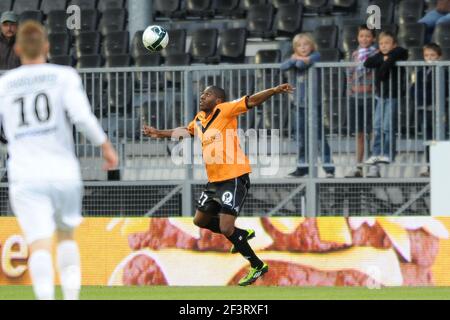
[1,286,450,300]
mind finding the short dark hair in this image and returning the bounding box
[209,86,226,102]
[423,42,442,56]
[358,24,376,38]
[378,31,397,43]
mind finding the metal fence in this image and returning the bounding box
[1,61,448,216]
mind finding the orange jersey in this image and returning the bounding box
[187,96,252,182]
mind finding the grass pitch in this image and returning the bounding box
[1,286,450,300]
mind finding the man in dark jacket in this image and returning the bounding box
[0,11,20,70]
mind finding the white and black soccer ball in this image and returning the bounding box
[142,25,169,52]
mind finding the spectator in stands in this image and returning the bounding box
[419,0,450,42]
[410,43,443,177]
[364,31,409,178]
[0,11,20,70]
[281,33,335,178]
[345,25,378,178]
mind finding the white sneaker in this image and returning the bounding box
[345,167,363,178]
[365,156,390,165]
[366,165,381,178]
[325,172,335,178]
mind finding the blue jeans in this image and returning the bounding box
[419,10,450,42]
[296,106,335,174]
[372,97,398,161]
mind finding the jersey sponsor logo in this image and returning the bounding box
[221,191,233,205]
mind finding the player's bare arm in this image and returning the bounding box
[142,125,191,139]
[247,83,294,108]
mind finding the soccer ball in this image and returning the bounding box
[142,25,169,52]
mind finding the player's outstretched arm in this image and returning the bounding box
[142,125,191,139]
[247,83,294,108]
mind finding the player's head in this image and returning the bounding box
[200,86,226,112]
[423,43,442,62]
[14,21,49,63]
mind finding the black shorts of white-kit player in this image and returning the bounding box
[197,173,250,216]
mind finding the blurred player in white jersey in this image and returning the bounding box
[0,21,118,300]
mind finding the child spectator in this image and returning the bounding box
[410,43,443,177]
[281,33,335,178]
[364,31,408,177]
[345,25,378,178]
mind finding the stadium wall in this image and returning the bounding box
[1,217,450,287]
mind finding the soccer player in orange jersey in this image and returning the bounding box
[143,83,293,285]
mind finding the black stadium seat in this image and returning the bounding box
[97,0,125,12]
[46,10,68,34]
[241,0,267,10]
[379,24,398,36]
[49,32,70,56]
[272,0,296,8]
[186,0,214,18]
[319,48,341,62]
[102,31,129,56]
[75,31,101,57]
[370,0,394,24]
[442,47,450,60]
[342,24,359,54]
[255,49,281,63]
[217,28,246,63]
[303,0,328,14]
[246,4,274,38]
[161,29,186,57]
[69,0,98,10]
[131,31,148,58]
[50,55,73,66]
[212,0,243,17]
[135,54,161,67]
[73,9,99,35]
[189,28,218,63]
[41,0,68,15]
[274,3,303,37]
[398,0,424,25]
[432,23,450,48]
[408,47,424,61]
[0,0,13,12]
[165,53,191,66]
[153,0,184,19]
[331,0,356,9]
[314,25,338,49]
[19,10,43,23]
[99,8,126,35]
[398,23,426,48]
[105,54,131,67]
[76,54,103,68]
[13,0,40,12]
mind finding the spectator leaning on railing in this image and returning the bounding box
[0,11,20,70]
[419,0,450,42]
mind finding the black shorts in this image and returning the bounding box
[196,174,250,216]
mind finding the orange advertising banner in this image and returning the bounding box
[1,217,450,287]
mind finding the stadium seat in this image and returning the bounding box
[49,32,70,56]
[217,28,247,63]
[407,47,424,61]
[241,0,267,10]
[102,31,129,56]
[75,31,101,57]
[46,10,68,34]
[246,4,274,38]
[41,0,68,14]
[161,29,186,57]
[432,23,450,48]
[255,49,281,63]
[76,54,103,68]
[165,53,191,66]
[442,47,450,60]
[342,24,359,55]
[105,54,131,67]
[398,0,424,25]
[313,25,338,49]
[319,48,341,62]
[131,31,148,58]
[189,28,218,63]
[186,0,214,18]
[0,0,13,12]
[69,0,98,10]
[212,0,243,17]
[272,0,296,8]
[49,55,73,66]
[135,53,161,66]
[97,0,125,12]
[73,9,99,35]
[379,24,398,36]
[398,23,426,48]
[303,0,329,14]
[274,3,303,38]
[370,0,394,24]
[19,10,43,23]
[99,8,126,36]
[13,0,40,12]
[330,0,356,9]
[153,0,185,19]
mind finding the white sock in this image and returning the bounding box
[28,250,55,300]
[57,240,81,300]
